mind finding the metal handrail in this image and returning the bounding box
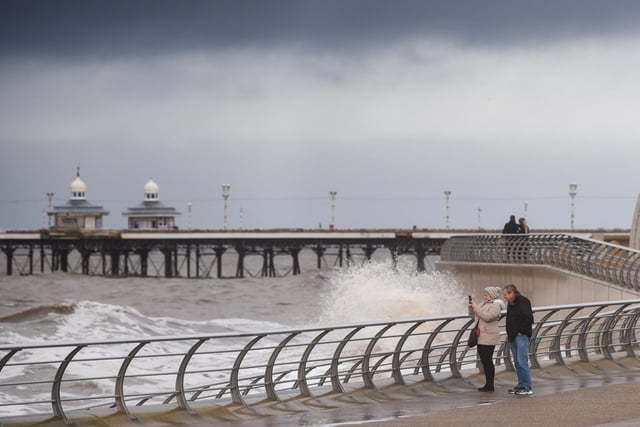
[1,300,639,423]
[440,233,640,292]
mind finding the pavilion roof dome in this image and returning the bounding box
[144,178,159,195]
[71,175,87,193]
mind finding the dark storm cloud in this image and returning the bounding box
[2,0,640,60]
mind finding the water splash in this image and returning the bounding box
[320,259,465,324]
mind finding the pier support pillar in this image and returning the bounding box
[161,249,173,278]
[3,246,14,276]
[416,247,427,272]
[262,248,276,277]
[28,246,34,275]
[110,250,121,276]
[363,244,375,261]
[58,248,70,273]
[81,250,91,275]
[195,246,200,278]
[235,246,245,278]
[215,247,226,278]
[313,244,326,269]
[137,250,149,277]
[185,246,191,278]
[290,247,301,275]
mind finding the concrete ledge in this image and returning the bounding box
[437,262,640,305]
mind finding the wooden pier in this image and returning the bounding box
[0,229,450,278]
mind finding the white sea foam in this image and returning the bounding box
[320,259,465,324]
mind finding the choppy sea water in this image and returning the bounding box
[0,256,466,416]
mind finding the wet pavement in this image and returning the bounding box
[3,358,640,426]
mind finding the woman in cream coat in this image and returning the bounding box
[468,286,506,391]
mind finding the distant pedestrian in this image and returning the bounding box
[502,284,534,395]
[468,286,505,392]
[502,215,520,261]
[518,217,531,261]
[502,215,520,234]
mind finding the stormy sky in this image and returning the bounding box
[2,0,640,231]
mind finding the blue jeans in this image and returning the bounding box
[510,335,531,388]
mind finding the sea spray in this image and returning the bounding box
[317,259,467,359]
[320,258,465,324]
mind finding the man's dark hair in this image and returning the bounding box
[503,283,519,294]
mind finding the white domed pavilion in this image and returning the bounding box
[122,178,180,230]
[47,167,109,231]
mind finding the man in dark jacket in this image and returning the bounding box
[502,215,521,234]
[502,283,534,395]
[502,215,522,262]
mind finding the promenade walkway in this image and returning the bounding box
[226,362,640,427]
[4,361,640,426]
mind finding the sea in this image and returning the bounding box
[0,253,467,417]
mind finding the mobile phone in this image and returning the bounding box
[468,295,472,302]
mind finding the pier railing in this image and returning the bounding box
[441,234,640,292]
[1,299,639,423]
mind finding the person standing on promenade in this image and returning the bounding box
[502,215,520,261]
[517,217,530,261]
[468,286,506,392]
[502,215,520,234]
[502,284,534,395]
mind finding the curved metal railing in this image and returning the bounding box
[1,299,639,423]
[441,234,640,292]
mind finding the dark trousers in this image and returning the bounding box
[477,344,496,388]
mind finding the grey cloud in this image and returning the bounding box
[3,0,640,60]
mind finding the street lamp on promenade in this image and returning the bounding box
[444,191,451,229]
[569,183,578,230]
[46,192,54,228]
[524,200,528,220]
[187,202,192,230]
[329,191,337,230]
[222,184,231,230]
[477,207,482,230]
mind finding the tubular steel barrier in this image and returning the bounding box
[440,233,640,292]
[1,300,639,423]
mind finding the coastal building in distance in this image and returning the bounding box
[122,178,180,230]
[47,168,109,231]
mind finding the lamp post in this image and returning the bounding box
[222,184,231,230]
[46,192,54,228]
[569,183,578,230]
[187,202,192,230]
[444,191,451,229]
[524,200,528,220]
[329,191,337,230]
[477,207,482,230]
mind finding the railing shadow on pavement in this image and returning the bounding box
[1,299,639,424]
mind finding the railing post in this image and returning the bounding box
[115,341,149,420]
[264,332,300,401]
[297,329,333,397]
[330,327,364,393]
[51,345,86,425]
[230,335,265,405]
[418,319,455,382]
[176,338,208,414]
[361,324,397,388]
